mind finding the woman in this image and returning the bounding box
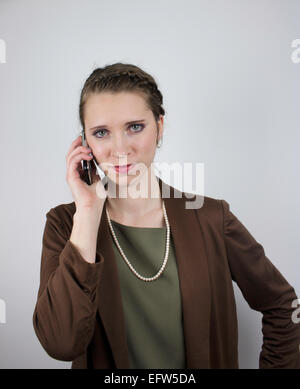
[32,63,300,369]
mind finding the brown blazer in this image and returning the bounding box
[33,177,300,369]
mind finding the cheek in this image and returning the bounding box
[134,132,156,151]
[93,144,110,164]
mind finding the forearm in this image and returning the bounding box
[33,206,105,361]
[70,205,103,264]
[33,240,105,361]
[259,287,300,369]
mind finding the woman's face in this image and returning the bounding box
[83,91,163,187]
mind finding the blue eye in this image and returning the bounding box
[93,123,145,138]
[93,129,107,138]
[130,124,144,132]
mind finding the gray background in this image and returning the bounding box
[0,0,299,368]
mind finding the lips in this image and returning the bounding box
[113,164,133,174]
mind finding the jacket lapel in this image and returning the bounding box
[95,177,211,368]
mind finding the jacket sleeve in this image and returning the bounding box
[220,199,300,369]
[32,207,105,361]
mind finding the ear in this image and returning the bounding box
[157,115,164,140]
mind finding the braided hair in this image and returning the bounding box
[79,63,165,142]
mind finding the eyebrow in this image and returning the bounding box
[88,119,146,132]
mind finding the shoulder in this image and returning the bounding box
[185,190,225,225]
[163,179,225,225]
[168,181,224,215]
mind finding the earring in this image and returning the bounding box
[157,138,162,148]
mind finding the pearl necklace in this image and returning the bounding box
[106,200,170,282]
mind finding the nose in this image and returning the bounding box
[111,133,131,159]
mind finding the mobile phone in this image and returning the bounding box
[80,129,93,185]
[80,129,107,186]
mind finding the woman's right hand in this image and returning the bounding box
[66,135,108,209]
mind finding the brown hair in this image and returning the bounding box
[79,62,166,145]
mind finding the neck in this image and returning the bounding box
[106,166,162,219]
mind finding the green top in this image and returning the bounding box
[109,218,186,369]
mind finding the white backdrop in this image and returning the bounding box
[0,0,299,368]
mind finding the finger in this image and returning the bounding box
[67,152,93,182]
[65,135,84,161]
[66,144,92,167]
